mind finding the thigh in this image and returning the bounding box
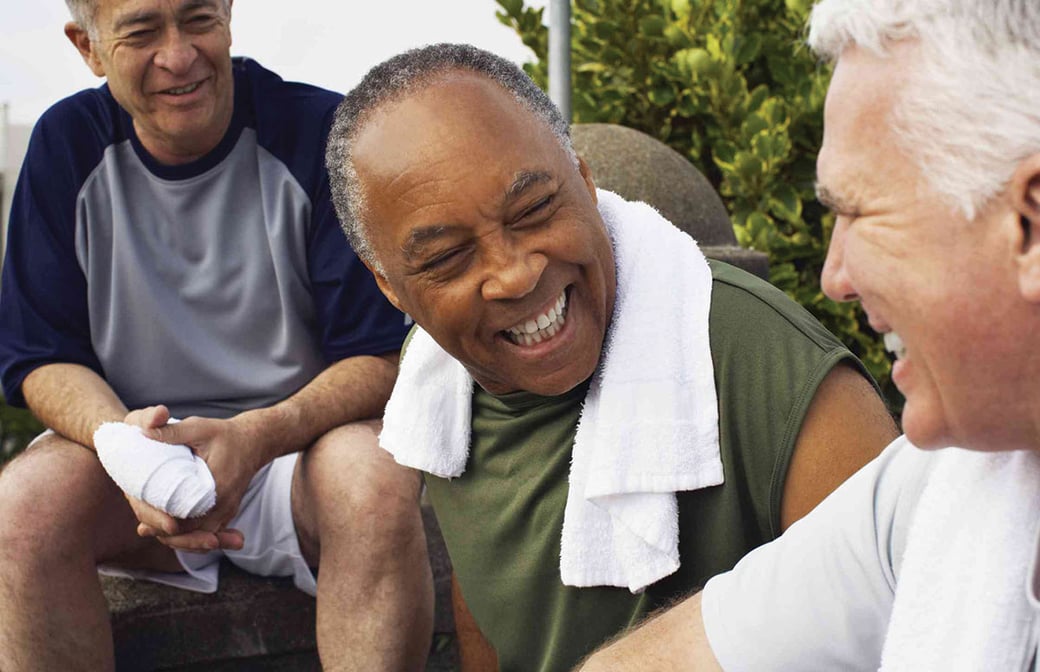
[0,432,180,572]
[290,419,423,565]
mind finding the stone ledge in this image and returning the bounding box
[104,503,457,671]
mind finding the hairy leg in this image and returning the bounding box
[293,420,433,672]
[0,434,179,671]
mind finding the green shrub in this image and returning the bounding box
[1,396,42,463]
[496,0,901,410]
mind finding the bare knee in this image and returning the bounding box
[0,436,138,565]
[295,422,425,560]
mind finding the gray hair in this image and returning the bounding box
[325,43,577,273]
[808,0,1040,220]
[66,0,230,39]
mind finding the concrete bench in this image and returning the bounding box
[103,503,457,671]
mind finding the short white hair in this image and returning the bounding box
[66,0,231,39]
[808,0,1040,219]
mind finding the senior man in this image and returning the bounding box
[324,44,899,671]
[579,0,1040,670]
[0,0,432,670]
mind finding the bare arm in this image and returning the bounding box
[21,363,128,449]
[576,592,722,671]
[780,362,898,529]
[142,352,400,551]
[152,351,399,470]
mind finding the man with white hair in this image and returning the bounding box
[0,0,432,669]
[579,0,1040,669]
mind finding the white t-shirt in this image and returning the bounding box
[701,437,1040,671]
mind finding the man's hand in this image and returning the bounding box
[124,405,253,553]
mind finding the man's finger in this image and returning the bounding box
[155,530,222,553]
[215,528,245,551]
[143,416,202,445]
[124,404,170,429]
[127,495,181,535]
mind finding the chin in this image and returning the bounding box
[900,403,956,451]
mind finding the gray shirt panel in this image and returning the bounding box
[75,129,325,419]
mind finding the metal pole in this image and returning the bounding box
[548,0,572,122]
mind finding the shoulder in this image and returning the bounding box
[26,86,125,180]
[701,436,935,671]
[233,58,343,193]
[236,58,342,144]
[707,259,844,353]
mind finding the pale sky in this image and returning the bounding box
[1,1,545,126]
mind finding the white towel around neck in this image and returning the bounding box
[380,189,723,592]
[94,421,216,519]
[880,443,1040,671]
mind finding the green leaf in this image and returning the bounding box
[497,0,523,15]
[639,15,667,37]
[648,86,676,106]
[742,113,769,138]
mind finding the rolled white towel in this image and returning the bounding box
[93,422,216,519]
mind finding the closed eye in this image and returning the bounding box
[517,195,554,223]
[126,28,157,41]
[421,246,471,274]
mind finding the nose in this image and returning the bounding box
[480,236,547,302]
[153,28,197,75]
[821,217,859,302]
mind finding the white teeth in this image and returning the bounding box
[165,82,200,95]
[505,289,568,346]
[884,332,907,360]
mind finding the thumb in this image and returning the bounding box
[144,417,195,446]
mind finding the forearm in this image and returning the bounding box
[232,352,399,466]
[577,592,721,671]
[21,363,127,450]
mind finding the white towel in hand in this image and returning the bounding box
[880,444,1040,671]
[381,189,723,592]
[94,422,216,519]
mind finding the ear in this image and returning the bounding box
[1011,154,1040,303]
[64,22,105,77]
[577,156,598,205]
[225,0,233,43]
[363,258,406,313]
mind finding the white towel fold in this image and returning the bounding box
[380,188,723,592]
[94,421,217,519]
[880,443,1040,671]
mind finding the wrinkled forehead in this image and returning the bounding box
[95,0,227,26]
[817,45,914,199]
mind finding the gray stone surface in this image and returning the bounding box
[104,502,457,671]
[571,123,769,279]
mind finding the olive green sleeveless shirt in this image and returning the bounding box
[424,261,870,671]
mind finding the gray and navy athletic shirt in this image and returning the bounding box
[0,58,409,419]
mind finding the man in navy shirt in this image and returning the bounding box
[0,1,432,669]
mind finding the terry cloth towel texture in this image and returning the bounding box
[380,188,723,593]
[879,444,1040,671]
[94,421,217,519]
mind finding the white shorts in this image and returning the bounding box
[99,452,317,596]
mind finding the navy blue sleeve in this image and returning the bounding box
[244,59,410,362]
[306,104,410,362]
[0,95,109,407]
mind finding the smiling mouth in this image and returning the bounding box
[884,332,907,360]
[160,81,203,96]
[504,289,568,346]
